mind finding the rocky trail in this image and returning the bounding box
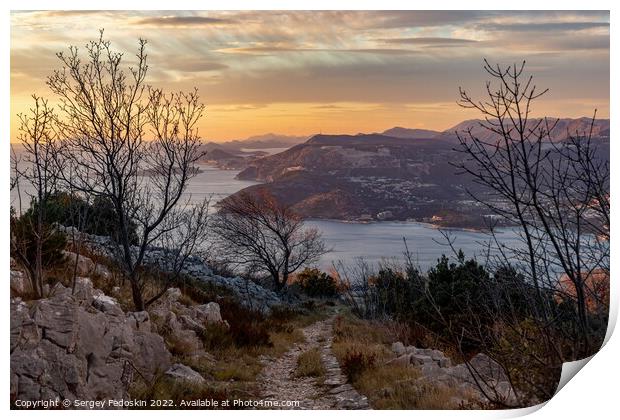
[256,316,370,410]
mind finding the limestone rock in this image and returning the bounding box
[164,287,182,302]
[468,353,508,383]
[410,354,433,366]
[164,363,206,384]
[63,251,95,276]
[72,277,101,304]
[384,342,515,406]
[64,228,283,314]
[10,285,172,403]
[94,263,112,280]
[127,311,152,333]
[195,302,223,324]
[391,341,406,356]
[179,314,206,332]
[10,270,28,296]
[386,354,412,367]
[406,345,419,354]
[92,295,123,317]
[163,312,205,356]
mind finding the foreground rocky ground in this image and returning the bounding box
[10,276,221,403]
[10,232,516,409]
[257,316,370,409]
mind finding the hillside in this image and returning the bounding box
[234,133,488,226]
[237,133,453,182]
[232,120,609,226]
[440,117,610,142]
[381,127,441,139]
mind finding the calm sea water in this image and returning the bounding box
[11,161,523,270]
[184,165,523,270]
[307,219,523,270]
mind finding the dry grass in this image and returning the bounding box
[331,312,467,409]
[295,347,325,378]
[129,374,254,409]
[353,364,465,409]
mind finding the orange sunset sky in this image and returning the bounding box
[10,10,610,141]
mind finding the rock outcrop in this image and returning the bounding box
[62,251,112,280]
[10,279,172,403]
[60,227,282,314]
[148,287,227,359]
[10,270,28,297]
[389,342,517,406]
[10,275,226,405]
[164,364,206,384]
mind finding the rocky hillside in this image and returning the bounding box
[234,133,488,225]
[9,227,536,409]
[63,227,282,314]
[237,133,453,182]
[9,227,290,407]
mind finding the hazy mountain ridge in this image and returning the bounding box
[440,117,610,142]
[381,127,442,139]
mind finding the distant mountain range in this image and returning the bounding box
[227,117,609,227]
[11,116,610,228]
[233,132,482,226]
[201,118,609,154]
[440,117,610,142]
[202,133,309,153]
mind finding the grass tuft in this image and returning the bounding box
[295,347,325,378]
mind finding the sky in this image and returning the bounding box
[10,10,610,141]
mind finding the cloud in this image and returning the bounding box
[481,21,609,32]
[10,10,610,140]
[10,47,59,79]
[37,10,108,17]
[163,58,228,73]
[134,15,235,27]
[379,37,477,46]
[218,45,418,56]
[361,10,492,28]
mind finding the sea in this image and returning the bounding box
[10,157,523,272]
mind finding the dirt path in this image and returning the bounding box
[256,316,370,410]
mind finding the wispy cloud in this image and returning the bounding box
[10,10,610,140]
[134,15,235,27]
[379,37,477,46]
[480,21,609,32]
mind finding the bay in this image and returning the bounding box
[10,160,523,270]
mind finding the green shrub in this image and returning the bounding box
[371,267,424,321]
[296,268,338,298]
[29,191,139,244]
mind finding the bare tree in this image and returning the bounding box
[142,197,212,307]
[212,190,327,291]
[10,96,62,297]
[10,145,21,193]
[451,60,608,363]
[46,31,206,310]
